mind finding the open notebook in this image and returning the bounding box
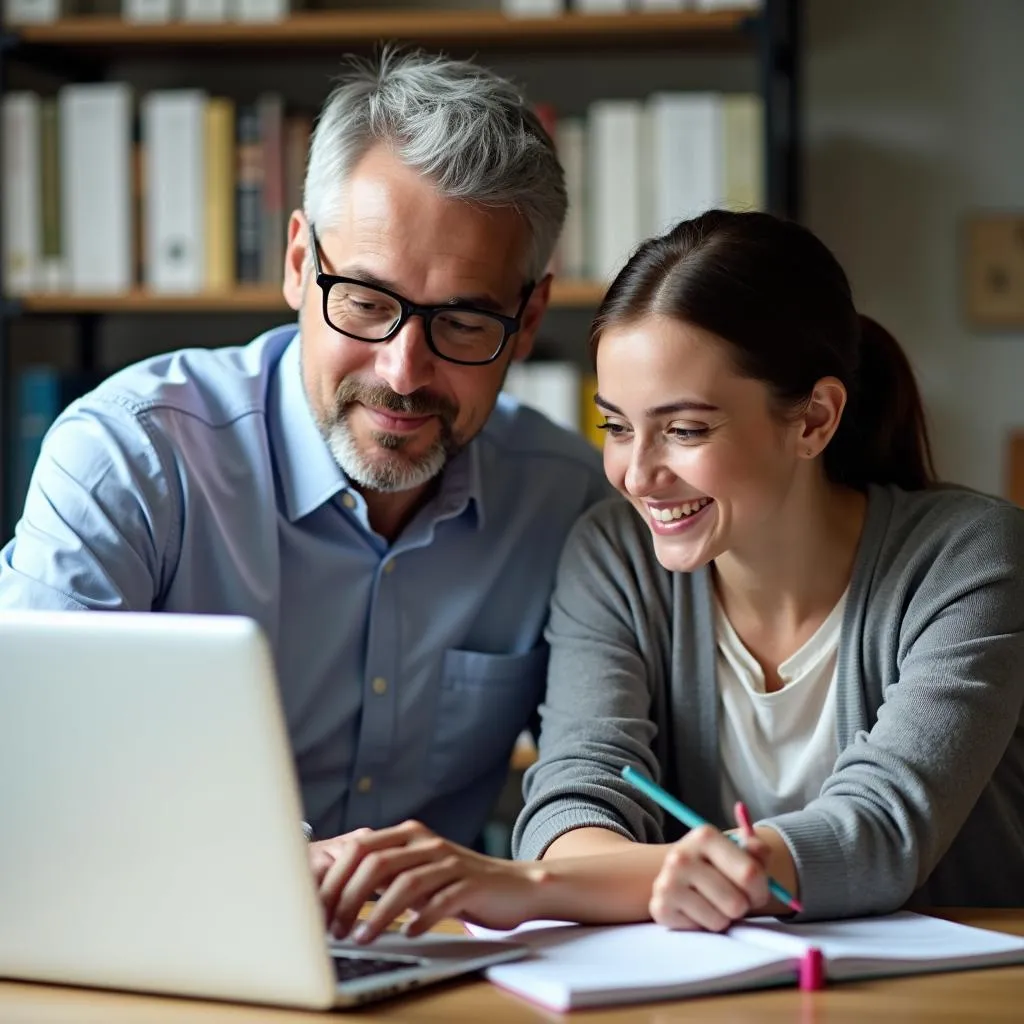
[466,912,1024,1011]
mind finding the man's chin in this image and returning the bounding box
[330,439,448,494]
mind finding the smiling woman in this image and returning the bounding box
[516,210,1024,927]
[313,210,1024,945]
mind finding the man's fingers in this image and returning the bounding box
[309,847,336,886]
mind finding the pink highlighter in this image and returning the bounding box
[735,802,823,991]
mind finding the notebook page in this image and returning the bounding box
[731,912,1024,981]
[466,921,794,1011]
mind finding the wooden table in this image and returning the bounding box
[1,910,1021,1022]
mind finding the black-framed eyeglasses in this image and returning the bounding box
[309,224,535,366]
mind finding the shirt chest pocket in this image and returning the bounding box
[429,646,548,794]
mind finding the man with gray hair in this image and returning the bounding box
[0,49,607,877]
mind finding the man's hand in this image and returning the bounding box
[315,820,546,944]
[308,827,375,886]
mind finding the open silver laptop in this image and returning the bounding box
[0,610,526,1009]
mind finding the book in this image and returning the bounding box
[467,912,1024,1011]
[142,90,207,294]
[235,103,263,284]
[204,97,237,291]
[59,82,133,293]
[2,92,41,294]
[502,0,563,14]
[555,117,587,279]
[38,98,64,291]
[122,0,173,22]
[503,361,582,434]
[4,0,61,23]
[588,99,644,282]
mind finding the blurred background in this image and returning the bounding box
[2,0,1022,536]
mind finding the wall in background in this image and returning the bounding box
[805,0,1024,494]
[11,0,1024,495]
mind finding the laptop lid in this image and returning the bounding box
[0,611,338,1009]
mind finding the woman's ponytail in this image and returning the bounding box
[825,315,937,491]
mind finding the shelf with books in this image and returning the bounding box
[11,10,757,54]
[8,279,608,314]
[0,0,801,542]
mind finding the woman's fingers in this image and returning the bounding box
[326,841,449,938]
[400,878,473,937]
[651,826,769,932]
[355,857,466,943]
[318,821,434,927]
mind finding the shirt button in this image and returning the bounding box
[383,559,396,574]
[371,676,388,695]
[357,776,373,794]
[342,494,356,510]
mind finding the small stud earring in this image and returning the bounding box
[805,448,814,457]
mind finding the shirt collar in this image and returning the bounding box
[433,439,485,532]
[272,332,348,523]
[272,331,486,530]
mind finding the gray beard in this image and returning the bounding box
[324,417,451,494]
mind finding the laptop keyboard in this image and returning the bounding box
[332,954,425,983]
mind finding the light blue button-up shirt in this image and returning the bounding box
[0,325,610,845]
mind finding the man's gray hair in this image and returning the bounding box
[303,46,567,281]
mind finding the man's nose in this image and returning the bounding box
[373,317,435,396]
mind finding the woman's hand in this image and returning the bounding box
[649,824,772,933]
[317,820,547,944]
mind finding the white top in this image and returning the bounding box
[717,588,848,824]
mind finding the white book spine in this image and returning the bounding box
[2,93,42,295]
[231,0,288,22]
[502,364,534,406]
[647,92,723,237]
[695,0,761,9]
[182,0,228,20]
[142,91,207,294]
[59,83,134,293]
[4,0,60,24]
[572,0,628,12]
[122,0,175,22]
[525,362,582,433]
[589,99,644,283]
[555,117,587,280]
[501,0,563,14]
[638,0,688,10]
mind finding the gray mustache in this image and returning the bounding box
[334,380,457,423]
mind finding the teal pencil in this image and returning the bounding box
[621,764,804,914]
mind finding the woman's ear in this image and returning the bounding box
[799,376,847,459]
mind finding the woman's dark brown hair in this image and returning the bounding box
[589,210,936,492]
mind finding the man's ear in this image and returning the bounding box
[510,274,552,362]
[282,210,309,311]
[799,376,847,458]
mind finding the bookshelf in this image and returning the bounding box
[14,9,756,50]
[10,279,608,314]
[0,2,802,541]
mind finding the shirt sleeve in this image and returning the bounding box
[764,502,1024,919]
[512,501,668,860]
[0,397,178,611]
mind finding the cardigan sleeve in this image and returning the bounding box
[511,499,670,860]
[764,500,1024,918]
